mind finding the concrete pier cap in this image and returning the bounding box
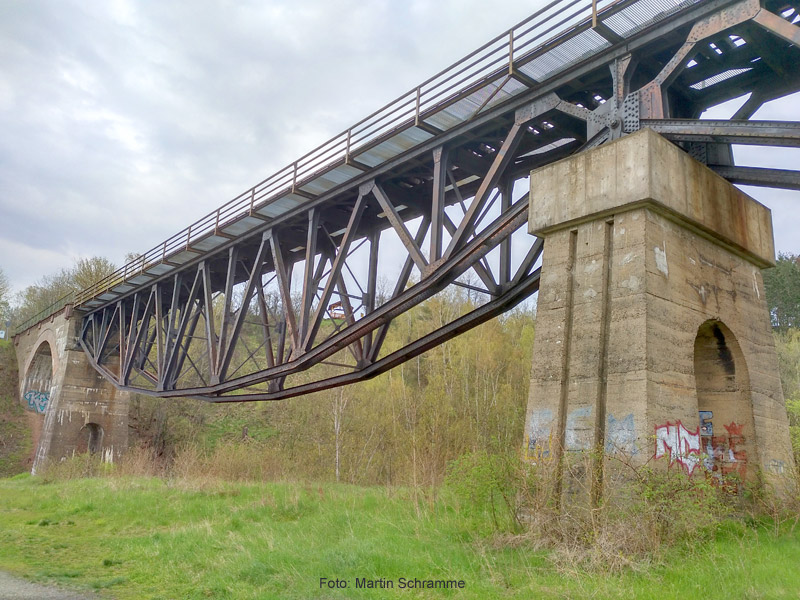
[529,128,774,267]
[524,128,794,505]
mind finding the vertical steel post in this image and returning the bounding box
[431,146,448,263]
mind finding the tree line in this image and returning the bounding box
[0,257,117,328]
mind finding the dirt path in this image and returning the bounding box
[0,571,97,600]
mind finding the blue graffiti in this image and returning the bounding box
[605,413,638,456]
[24,390,49,413]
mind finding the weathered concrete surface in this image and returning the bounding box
[524,129,794,504]
[528,128,775,267]
[13,308,129,473]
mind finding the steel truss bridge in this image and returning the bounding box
[63,0,800,402]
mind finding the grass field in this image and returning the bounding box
[1,474,800,599]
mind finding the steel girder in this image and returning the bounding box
[80,101,548,401]
[78,0,800,401]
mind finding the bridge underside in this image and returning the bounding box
[81,170,543,402]
[77,0,800,401]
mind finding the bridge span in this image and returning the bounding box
[11,0,800,481]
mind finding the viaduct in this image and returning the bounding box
[11,0,800,499]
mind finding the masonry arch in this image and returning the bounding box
[77,423,104,455]
[694,320,757,485]
[22,341,54,414]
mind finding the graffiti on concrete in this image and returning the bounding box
[526,409,553,461]
[659,414,750,483]
[654,421,701,475]
[768,459,786,474]
[565,406,592,450]
[24,390,49,413]
[709,421,747,482]
[525,434,553,462]
[700,410,714,471]
[605,413,638,455]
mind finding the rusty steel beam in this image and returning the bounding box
[644,119,800,147]
[709,165,800,191]
[80,182,537,400]
[191,268,542,403]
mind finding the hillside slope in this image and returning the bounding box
[0,341,34,476]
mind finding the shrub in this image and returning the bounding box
[445,449,541,534]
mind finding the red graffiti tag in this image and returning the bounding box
[706,421,747,487]
[654,421,701,475]
[723,422,744,437]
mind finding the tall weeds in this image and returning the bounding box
[36,442,800,575]
[170,441,284,482]
[36,441,283,484]
[444,449,800,573]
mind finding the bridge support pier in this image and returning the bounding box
[524,129,795,506]
[14,309,129,473]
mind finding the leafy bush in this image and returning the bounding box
[445,449,553,534]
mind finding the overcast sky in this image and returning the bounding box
[1,0,798,296]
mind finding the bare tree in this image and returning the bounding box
[0,267,10,323]
[331,387,350,482]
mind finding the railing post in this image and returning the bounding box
[415,87,421,126]
[162,241,168,263]
[292,162,298,192]
[345,129,352,163]
[186,225,192,251]
[249,188,255,214]
[214,208,221,235]
[508,31,514,73]
[592,0,598,28]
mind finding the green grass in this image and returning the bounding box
[1,475,799,599]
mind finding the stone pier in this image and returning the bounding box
[14,308,130,472]
[524,129,795,504]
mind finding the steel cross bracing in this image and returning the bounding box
[78,0,800,401]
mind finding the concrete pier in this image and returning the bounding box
[524,129,794,504]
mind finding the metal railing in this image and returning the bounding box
[11,292,75,336]
[19,0,692,330]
